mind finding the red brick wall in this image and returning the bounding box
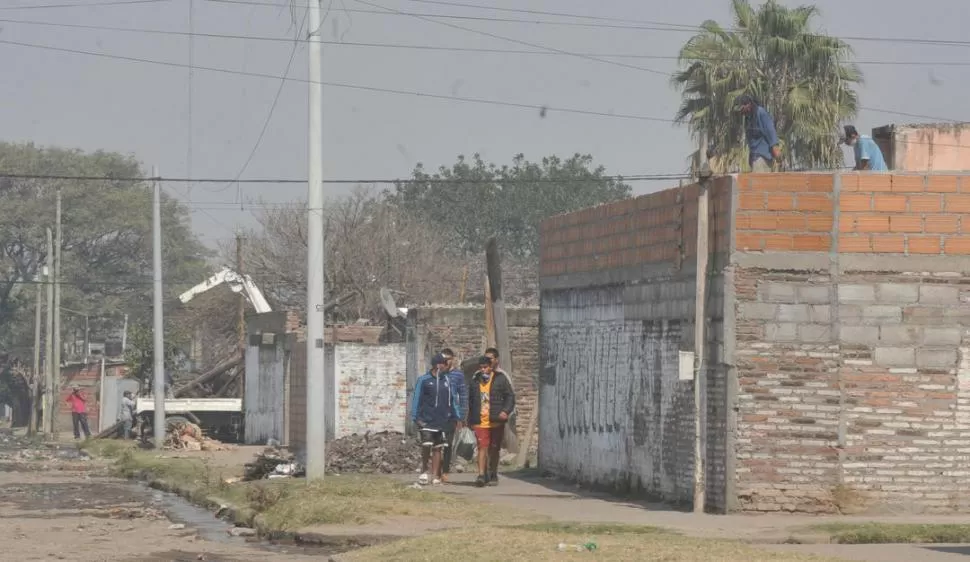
[839,174,969,254]
[734,173,834,252]
[539,176,733,277]
[57,362,126,433]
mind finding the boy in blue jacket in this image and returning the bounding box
[410,354,458,485]
[439,348,468,482]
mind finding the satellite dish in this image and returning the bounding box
[380,288,405,319]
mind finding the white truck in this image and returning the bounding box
[136,397,244,443]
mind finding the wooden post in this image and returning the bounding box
[693,131,712,514]
[486,238,521,456]
[485,239,512,378]
[484,277,496,349]
[459,264,469,303]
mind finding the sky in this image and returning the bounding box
[0,0,968,246]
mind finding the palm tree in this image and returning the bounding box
[671,0,862,173]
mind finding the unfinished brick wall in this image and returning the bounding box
[538,177,733,512]
[542,171,970,514]
[732,172,970,514]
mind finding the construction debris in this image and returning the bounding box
[163,420,233,452]
[243,447,303,481]
[326,431,423,474]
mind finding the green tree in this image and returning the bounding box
[671,0,861,172]
[385,153,630,259]
[0,143,210,382]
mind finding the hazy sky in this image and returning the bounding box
[1,0,967,245]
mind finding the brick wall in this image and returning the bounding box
[333,343,408,438]
[541,171,970,514]
[538,177,733,512]
[732,172,970,514]
[406,306,540,447]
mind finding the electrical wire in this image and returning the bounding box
[216,4,312,197]
[5,18,970,68]
[352,0,670,76]
[210,0,970,49]
[0,23,959,122]
[0,37,678,122]
[0,172,692,184]
[0,0,168,9]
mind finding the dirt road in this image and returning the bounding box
[0,432,322,562]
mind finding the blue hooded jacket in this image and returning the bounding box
[446,369,468,421]
[410,369,458,431]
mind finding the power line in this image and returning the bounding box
[220,4,311,197]
[0,37,673,122]
[5,17,970,68]
[352,0,669,76]
[0,0,168,9]
[211,0,970,49]
[0,172,692,184]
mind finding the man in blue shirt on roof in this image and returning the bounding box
[844,125,888,171]
[736,94,781,172]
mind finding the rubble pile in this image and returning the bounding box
[163,421,234,452]
[326,431,425,474]
[244,446,303,481]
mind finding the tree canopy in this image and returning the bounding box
[384,153,631,259]
[0,143,210,373]
[671,0,861,172]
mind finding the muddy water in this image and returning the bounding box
[143,485,340,556]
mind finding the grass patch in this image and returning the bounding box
[343,526,839,562]
[84,440,528,531]
[810,522,970,544]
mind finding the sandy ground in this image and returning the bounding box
[0,436,322,562]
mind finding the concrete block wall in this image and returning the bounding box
[333,343,408,438]
[538,176,733,511]
[541,171,970,514]
[732,172,970,514]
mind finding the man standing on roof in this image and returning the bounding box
[410,354,458,486]
[844,125,888,171]
[736,94,781,172]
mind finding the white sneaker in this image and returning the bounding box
[432,478,442,486]
[418,473,429,485]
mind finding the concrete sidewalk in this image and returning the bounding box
[424,472,970,561]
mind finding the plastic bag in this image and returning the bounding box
[455,427,476,461]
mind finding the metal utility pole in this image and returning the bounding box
[29,273,43,436]
[44,228,54,434]
[305,0,327,480]
[52,189,62,437]
[151,167,166,448]
[236,232,246,400]
[693,131,712,514]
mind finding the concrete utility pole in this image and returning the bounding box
[305,0,327,480]
[693,131,712,514]
[151,167,166,448]
[52,188,62,437]
[44,228,54,434]
[30,272,43,436]
[236,233,246,400]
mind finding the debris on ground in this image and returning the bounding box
[326,431,423,474]
[243,447,304,481]
[163,421,234,452]
[227,527,257,537]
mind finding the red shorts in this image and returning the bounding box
[473,425,504,450]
